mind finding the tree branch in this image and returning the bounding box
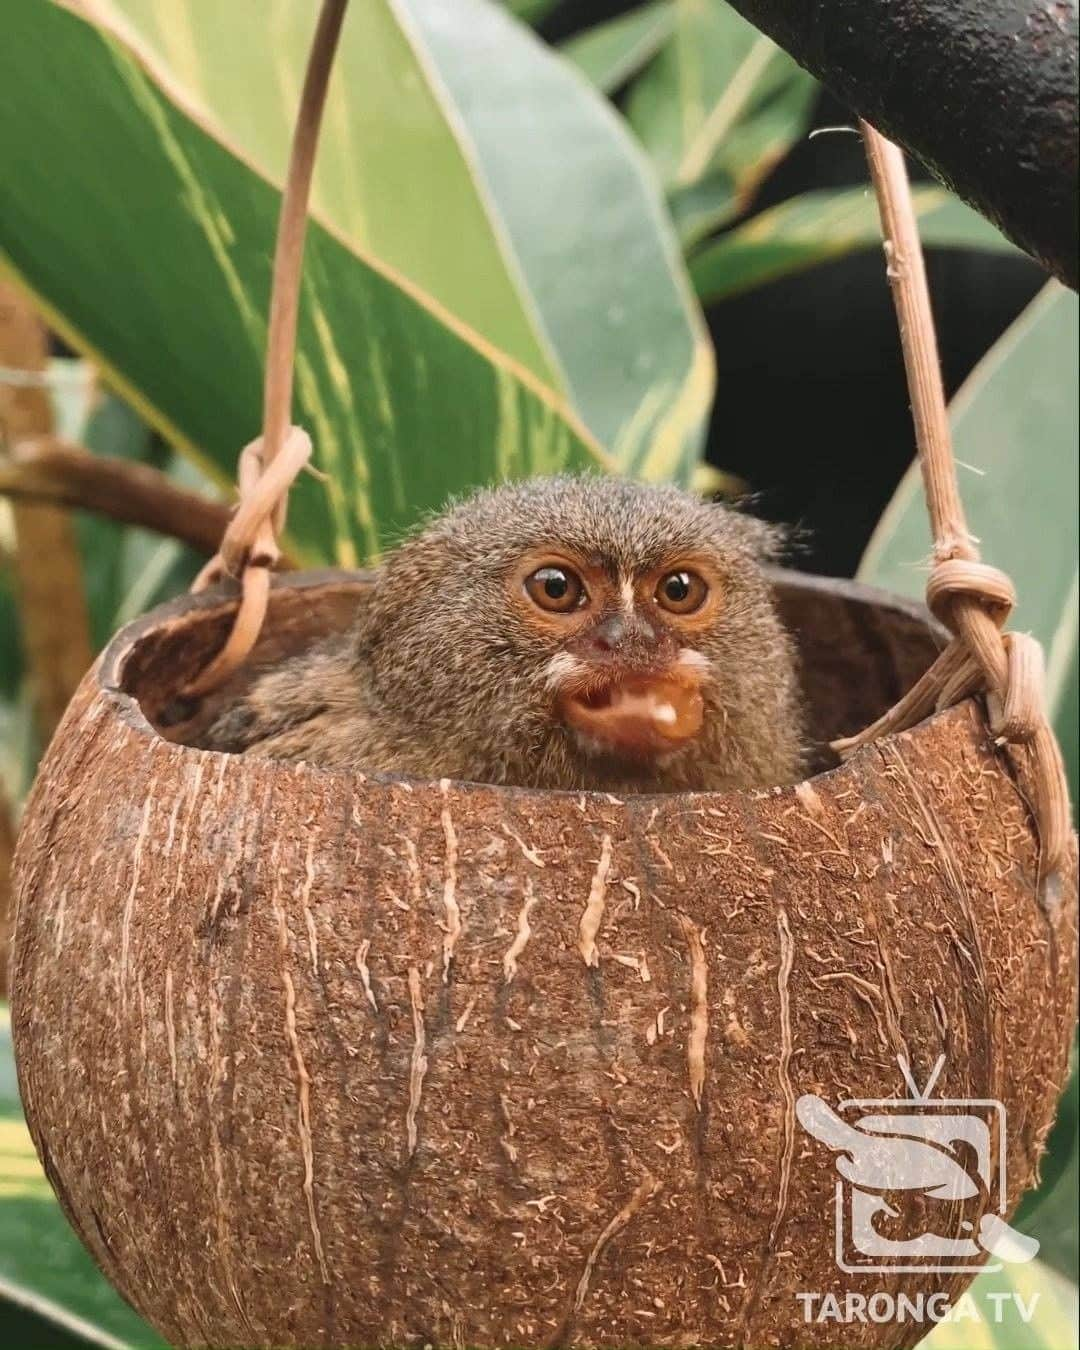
[0,436,242,559]
[721,0,1078,287]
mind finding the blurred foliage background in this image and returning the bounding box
[0,0,1075,1346]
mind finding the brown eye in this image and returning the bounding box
[525,565,585,613]
[656,570,707,614]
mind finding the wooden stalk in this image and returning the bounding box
[0,278,93,745]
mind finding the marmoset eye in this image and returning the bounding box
[525,565,585,613]
[655,570,707,614]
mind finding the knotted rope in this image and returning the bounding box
[181,0,346,698]
[184,425,313,696]
[832,126,1070,875]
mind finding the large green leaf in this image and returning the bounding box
[384,0,712,482]
[0,0,710,569]
[690,185,1019,304]
[0,1009,165,1348]
[626,0,817,240]
[561,1,676,95]
[66,0,708,485]
[108,0,710,462]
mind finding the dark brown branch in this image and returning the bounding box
[0,436,241,558]
[721,0,1078,287]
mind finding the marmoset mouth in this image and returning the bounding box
[559,672,704,757]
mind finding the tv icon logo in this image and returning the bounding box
[797,1056,1040,1275]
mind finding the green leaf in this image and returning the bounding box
[386,0,712,483]
[0,0,710,570]
[921,1257,1078,1349]
[111,0,709,459]
[561,2,675,95]
[1049,603,1079,811]
[626,0,816,233]
[0,1009,165,1348]
[69,0,706,479]
[690,185,1019,304]
[45,359,97,444]
[502,0,559,23]
[667,172,741,251]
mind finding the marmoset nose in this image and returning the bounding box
[578,611,669,667]
[591,614,628,652]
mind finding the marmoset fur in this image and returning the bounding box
[199,476,805,792]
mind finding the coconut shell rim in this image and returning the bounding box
[96,564,959,807]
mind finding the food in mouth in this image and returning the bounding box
[559,672,704,757]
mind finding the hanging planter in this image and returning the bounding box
[7,3,1077,1347]
[10,566,1077,1349]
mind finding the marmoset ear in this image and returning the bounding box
[717,504,794,565]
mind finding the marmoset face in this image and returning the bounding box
[508,544,719,759]
[359,476,799,789]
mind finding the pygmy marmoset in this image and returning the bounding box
[200,476,805,792]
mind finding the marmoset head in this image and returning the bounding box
[354,476,804,791]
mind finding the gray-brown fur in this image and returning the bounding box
[199,476,805,791]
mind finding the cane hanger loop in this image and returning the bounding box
[181,0,348,698]
[832,123,1071,877]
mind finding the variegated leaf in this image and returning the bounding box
[562,1,676,95]
[626,0,817,239]
[690,185,1018,304]
[1,0,711,572]
[69,0,710,487]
